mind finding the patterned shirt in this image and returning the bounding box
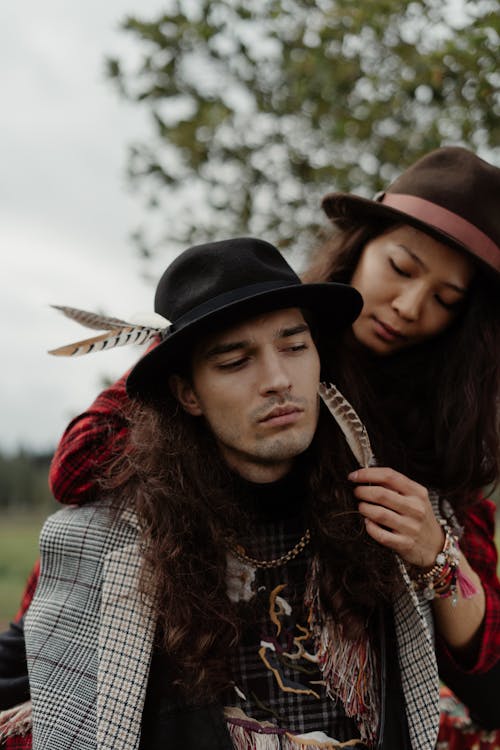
[223,515,364,745]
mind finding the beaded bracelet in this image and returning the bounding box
[411,522,466,606]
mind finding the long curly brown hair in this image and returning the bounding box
[304,223,500,516]
[104,374,398,704]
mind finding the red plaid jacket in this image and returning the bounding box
[48,340,160,503]
[442,498,500,674]
[48,373,130,504]
[13,563,39,626]
[3,735,31,750]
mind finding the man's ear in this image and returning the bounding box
[169,374,203,416]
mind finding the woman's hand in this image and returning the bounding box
[348,466,444,569]
[348,467,486,655]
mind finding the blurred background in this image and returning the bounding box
[1,0,499,627]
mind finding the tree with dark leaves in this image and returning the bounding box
[106,0,500,255]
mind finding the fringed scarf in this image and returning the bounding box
[225,707,366,749]
[0,701,32,742]
[304,558,379,747]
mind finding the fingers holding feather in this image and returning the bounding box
[361,517,420,559]
[351,475,445,567]
[352,482,427,520]
[356,492,422,535]
[348,466,427,498]
[359,501,435,565]
[361,514,442,567]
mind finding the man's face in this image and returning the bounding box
[171,307,321,482]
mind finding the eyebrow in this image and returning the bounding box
[398,245,469,294]
[280,323,311,338]
[204,323,311,360]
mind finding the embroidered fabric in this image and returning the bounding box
[225,707,367,749]
[224,515,366,745]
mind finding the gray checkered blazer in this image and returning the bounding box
[25,501,440,750]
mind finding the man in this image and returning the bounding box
[23,238,439,750]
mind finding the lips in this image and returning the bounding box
[259,405,303,423]
[373,317,407,341]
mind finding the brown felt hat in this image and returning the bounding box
[322,147,500,275]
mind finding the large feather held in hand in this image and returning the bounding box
[319,382,376,468]
[48,305,170,357]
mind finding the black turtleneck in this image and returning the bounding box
[228,458,308,524]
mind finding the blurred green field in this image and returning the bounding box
[0,508,499,631]
[0,514,49,629]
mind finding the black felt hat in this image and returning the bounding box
[126,237,362,401]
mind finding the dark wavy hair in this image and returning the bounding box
[304,223,500,515]
[104,378,398,704]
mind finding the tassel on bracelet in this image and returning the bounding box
[410,523,477,606]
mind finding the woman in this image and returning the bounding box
[2,147,499,748]
[305,145,500,744]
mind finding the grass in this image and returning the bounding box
[0,513,49,630]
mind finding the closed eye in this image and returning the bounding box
[217,356,249,370]
[389,258,411,278]
[435,295,462,311]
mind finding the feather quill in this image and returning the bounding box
[48,327,160,357]
[48,305,171,357]
[50,305,134,331]
[319,381,375,467]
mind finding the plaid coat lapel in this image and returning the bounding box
[392,490,445,750]
[97,522,157,750]
[393,560,440,750]
[26,504,157,750]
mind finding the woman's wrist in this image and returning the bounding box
[408,522,477,605]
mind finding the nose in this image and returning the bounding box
[392,283,427,322]
[258,351,292,396]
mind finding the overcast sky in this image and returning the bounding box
[0,0,489,456]
[1,0,184,453]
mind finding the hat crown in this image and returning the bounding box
[127,236,362,399]
[154,237,300,324]
[322,147,500,274]
[386,147,500,241]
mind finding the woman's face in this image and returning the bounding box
[350,224,475,355]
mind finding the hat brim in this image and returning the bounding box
[322,192,477,258]
[127,282,362,401]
